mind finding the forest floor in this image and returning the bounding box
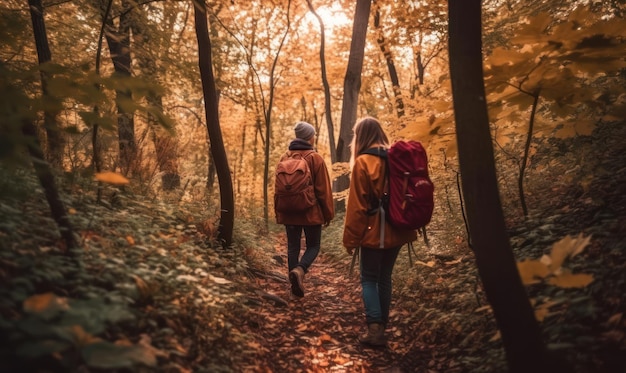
[0,120,625,373]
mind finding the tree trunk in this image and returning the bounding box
[374,4,404,118]
[28,0,64,168]
[132,5,180,191]
[306,0,337,162]
[21,119,78,254]
[102,0,136,175]
[447,1,561,372]
[193,0,234,248]
[336,0,372,203]
[261,0,291,227]
[518,90,540,218]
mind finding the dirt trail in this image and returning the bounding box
[236,236,429,372]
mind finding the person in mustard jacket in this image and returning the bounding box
[343,117,416,346]
[275,122,335,298]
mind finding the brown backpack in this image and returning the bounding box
[274,151,316,213]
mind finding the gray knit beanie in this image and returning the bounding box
[294,121,316,140]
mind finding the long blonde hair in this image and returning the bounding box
[349,116,390,168]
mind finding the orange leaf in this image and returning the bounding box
[94,172,130,185]
[72,325,102,346]
[517,259,549,285]
[23,293,69,315]
[319,334,332,342]
[296,324,308,332]
[547,272,594,288]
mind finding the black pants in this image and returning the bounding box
[285,224,322,273]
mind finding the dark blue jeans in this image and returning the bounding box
[286,225,322,273]
[360,245,402,325]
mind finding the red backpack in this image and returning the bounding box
[274,151,317,213]
[364,141,434,230]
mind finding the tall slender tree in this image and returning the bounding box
[132,4,181,190]
[305,0,337,162]
[373,2,404,118]
[261,0,292,226]
[25,0,78,253]
[101,0,136,175]
[336,0,372,199]
[448,1,566,371]
[193,0,234,247]
[28,0,64,168]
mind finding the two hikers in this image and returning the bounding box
[275,117,417,347]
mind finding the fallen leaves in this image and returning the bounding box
[517,233,594,288]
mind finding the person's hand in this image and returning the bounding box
[345,247,355,256]
[324,220,331,228]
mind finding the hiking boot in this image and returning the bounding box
[289,266,305,298]
[359,323,387,347]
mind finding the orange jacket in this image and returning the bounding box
[343,153,417,249]
[275,150,335,226]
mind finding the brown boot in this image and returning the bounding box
[359,323,386,347]
[289,266,305,297]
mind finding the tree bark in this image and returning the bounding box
[306,0,337,162]
[102,0,136,175]
[193,0,234,247]
[261,0,291,227]
[335,0,372,203]
[518,90,540,218]
[448,1,559,372]
[132,5,180,190]
[21,119,78,253]
[28,0,64,168]
[374,4,404,118]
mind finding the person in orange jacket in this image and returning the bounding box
[343,117,416,346]
[275,122,335,298]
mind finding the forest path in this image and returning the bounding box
[234,234,436,372]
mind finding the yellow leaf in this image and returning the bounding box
[94,171,130,185]
[415,260,435,268]
[68,208,77,215]
[208,274,231,284]
[126,236,135,245]
[548,273,594,288]
[570,233,592,258]
[517,259,549,285]
[444,257,463,265]
[549,234,591,271]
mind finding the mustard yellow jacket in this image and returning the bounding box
[275,150,335,226]
[343,153,417,249]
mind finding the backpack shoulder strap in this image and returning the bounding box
[288,149,315,159]
[362,147,389,248]
[362,147,390,190]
